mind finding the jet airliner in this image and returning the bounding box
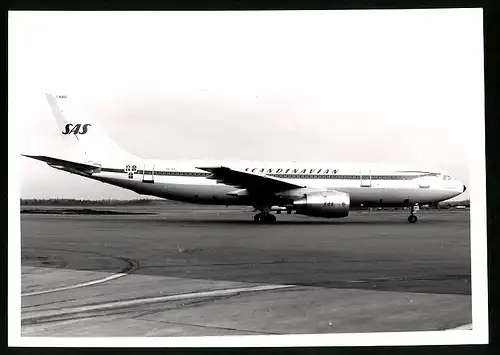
[23,94,467,223]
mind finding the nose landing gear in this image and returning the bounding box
[408,214,418,223]
[408,205,418,223]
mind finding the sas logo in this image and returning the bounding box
[62,123,91,135]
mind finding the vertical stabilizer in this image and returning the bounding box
[45,93,139,165]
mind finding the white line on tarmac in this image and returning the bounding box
[445,323,473,330]
[23,284,295,322]
[22,260,139,297]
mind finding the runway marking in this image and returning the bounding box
[445,323,472,330]
[138,318,282,335]
[21,258,139,297]
[22,284,295,323]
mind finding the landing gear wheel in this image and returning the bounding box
[265,214,277,223]
[253,212,276,223]
[408,214,418,223]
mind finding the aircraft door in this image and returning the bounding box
[418,176,430,188]
[360,170,372,187]
[142,163,155,184]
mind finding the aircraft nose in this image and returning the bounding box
[463,185,467,192]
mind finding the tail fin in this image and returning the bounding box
[45,93,139,164]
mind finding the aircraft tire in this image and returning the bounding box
[254,213,276,223]
[265,214,277,223]
[408,215,418,223]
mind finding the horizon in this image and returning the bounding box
[19,197,470,203]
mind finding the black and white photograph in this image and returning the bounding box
[8,9,488,347]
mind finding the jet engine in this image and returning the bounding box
[293,191,350,218]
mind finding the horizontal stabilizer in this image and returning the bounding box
[22,155,101,174]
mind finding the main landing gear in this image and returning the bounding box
[408,205,418,223]
[253,212,277,224]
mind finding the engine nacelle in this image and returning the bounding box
[293,191,350,218]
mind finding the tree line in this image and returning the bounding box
[437,199,470,208]
[20,199,165,206]
[20,198,470,208]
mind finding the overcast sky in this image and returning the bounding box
[9,9,483,200]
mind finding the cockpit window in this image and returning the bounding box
[443,175,451,180]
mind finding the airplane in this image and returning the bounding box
[22,94,467,224]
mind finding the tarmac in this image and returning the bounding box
[20,206,472,336]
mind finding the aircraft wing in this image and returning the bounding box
[196,166,303,194]
[23,155,101,174]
